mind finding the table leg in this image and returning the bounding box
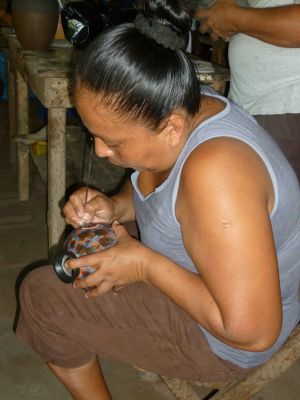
[16,70,29,201]
[7,57,16,162]
[47,107,66,257]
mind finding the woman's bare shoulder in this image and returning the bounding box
[181,136,273,197]
[177,136,275,222]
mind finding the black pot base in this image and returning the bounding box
[54,250,80,284]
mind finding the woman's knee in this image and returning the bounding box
[18,265,60,315]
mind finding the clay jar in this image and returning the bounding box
[54,223,117,284]
[11,0,59,50]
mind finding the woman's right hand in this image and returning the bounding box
[63,187,117,228]
[195,0,238,41]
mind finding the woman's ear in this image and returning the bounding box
[163,113,186,147]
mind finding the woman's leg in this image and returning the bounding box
[48,357,112,400]
[16,265,247,389]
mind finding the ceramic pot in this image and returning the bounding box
[54,223,117,284]
[11,0,59,50]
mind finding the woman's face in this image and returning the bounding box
[75,86,183,172]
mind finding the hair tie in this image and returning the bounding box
[134,13,187,51]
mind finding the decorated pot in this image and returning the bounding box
[54,223,117,284]
[11,0,59,50]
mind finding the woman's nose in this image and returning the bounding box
[95,140,113,158]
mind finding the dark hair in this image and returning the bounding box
[75,0,200,130]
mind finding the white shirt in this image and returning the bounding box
[228,0,300,115]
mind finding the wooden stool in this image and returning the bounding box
[139,324,300,400]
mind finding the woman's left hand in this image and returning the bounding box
[67,221,152,298]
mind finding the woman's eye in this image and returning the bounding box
[109,143,120,149]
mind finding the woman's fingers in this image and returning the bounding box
[63,188,90,226]
[112,220,129,239]
[85,280,115,298]
[63,187,115,226]
[63,201,83,226]
[85,197,114,224]
[209,32,220,42]
[112,285,125,293]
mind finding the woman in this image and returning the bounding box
[16,0,300,399]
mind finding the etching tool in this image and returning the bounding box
[81,138,94,228]
[53,135,119,284]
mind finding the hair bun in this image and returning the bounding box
[134,13,187,50]
[135,0,191,50]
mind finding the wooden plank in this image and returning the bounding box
[160,377,201,400]
[23,55,74,107]
[47,107,67,256]
[7,57,17,162]
[44,77,73,108]
[16,70,30,202]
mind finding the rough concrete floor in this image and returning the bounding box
[0,99,300,400]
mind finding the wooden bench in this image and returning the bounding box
[139,324,300,400]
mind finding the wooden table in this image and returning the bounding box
[3,28,229,256]
[4,29,75,256]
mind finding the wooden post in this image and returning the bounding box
[7,57,17,162]
[47,107,66,257]
[16,70,29,201]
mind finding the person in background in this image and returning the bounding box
[15,0,300,398]
[195,0,300,181]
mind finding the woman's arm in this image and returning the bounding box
[195,0,300,47]
[146,137,282,351]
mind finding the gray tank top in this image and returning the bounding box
[131,86,300,368]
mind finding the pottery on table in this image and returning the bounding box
[54,223,117,284]
[11,0,59,50]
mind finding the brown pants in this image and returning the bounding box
[16,266,249,384]
[254,113,300,182]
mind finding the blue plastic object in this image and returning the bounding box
[0,52,8,100]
